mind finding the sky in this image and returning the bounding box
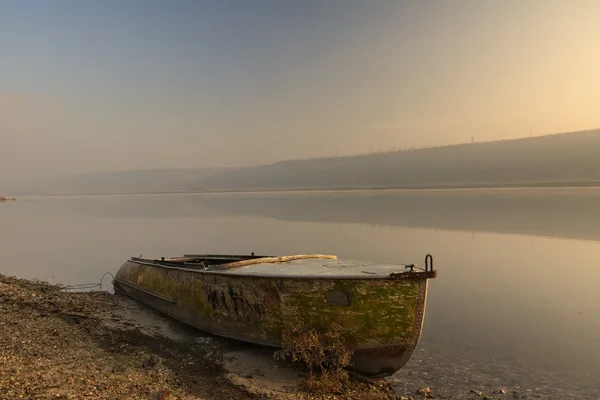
[1,0,600,181]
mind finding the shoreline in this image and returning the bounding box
[0,274,249,400]
[12,180,600,199]
[190,180,600,195]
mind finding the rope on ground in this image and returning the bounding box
[60,272,115,293]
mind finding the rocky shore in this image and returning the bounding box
[0,274,401,400]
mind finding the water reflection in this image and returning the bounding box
[34,188,600,243]
[198,188,600,242]
[2,191,600,398]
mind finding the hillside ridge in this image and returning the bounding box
[195,128,600,191]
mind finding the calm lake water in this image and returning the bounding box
[1,188,600,399]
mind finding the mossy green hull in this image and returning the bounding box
[114,255,436,378]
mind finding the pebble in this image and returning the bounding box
[416,386,431,395]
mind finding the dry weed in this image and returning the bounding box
[281,323,354,394]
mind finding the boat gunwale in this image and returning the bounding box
[126,257,437,280]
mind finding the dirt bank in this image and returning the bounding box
[0,274,399,400]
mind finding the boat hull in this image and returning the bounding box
[113,258,433,378]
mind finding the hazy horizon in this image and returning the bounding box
[2,0,600,183]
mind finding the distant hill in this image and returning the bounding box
[8,168,229,196]
[195,129,600,191]
[8,129,600,196]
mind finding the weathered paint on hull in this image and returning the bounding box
[113,260,430,378]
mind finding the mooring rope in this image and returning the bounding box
[60,272,115,293]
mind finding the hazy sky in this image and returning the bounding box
[1,0,600,181]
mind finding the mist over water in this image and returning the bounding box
[1,189,599,398]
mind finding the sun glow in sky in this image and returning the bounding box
[1,0,600,180]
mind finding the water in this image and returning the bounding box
[1,188,599,398]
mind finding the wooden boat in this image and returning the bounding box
[113,253,437,378]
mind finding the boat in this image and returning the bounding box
[113,252,437,378]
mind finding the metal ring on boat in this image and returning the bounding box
[425,254,433,272]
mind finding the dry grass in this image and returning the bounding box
[280,323,354,394]
[278,323,399,399]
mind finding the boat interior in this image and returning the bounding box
[131,253,271,270]
[128,253,436,278]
